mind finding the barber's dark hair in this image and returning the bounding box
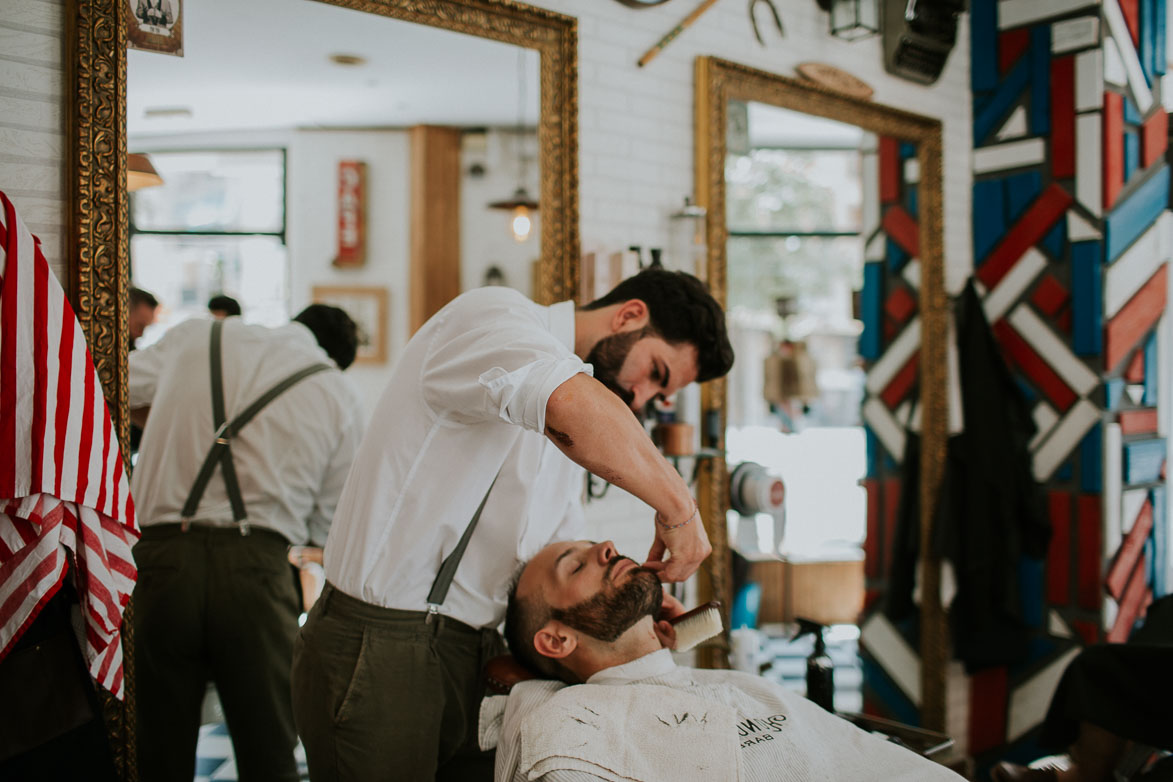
[293,304,358,370]
[581,269,734,383]
[129,286,158,309]
[208,294,242,316]
[504,566,576,682]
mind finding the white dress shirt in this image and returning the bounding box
[324,287,589,629]
[492,650,965,782]
[129,317,363,545]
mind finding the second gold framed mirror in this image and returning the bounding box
[693,56,948,730]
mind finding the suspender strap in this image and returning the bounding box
[207,320,248,525]
[425,472,501,616]
[181,320,332,533]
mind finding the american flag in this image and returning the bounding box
[0,190,139,698]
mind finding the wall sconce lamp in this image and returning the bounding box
[127,153,164,191]
[817,0,880,41]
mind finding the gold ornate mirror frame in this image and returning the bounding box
[67,0,578,775]
[693,57,949,729]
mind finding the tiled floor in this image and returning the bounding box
[194,723,309,782]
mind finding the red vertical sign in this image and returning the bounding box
[335,160,366,267]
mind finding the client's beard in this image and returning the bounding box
[584,328,651,411]
[551,556,663,642]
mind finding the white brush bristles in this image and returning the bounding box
[669,602,723,652]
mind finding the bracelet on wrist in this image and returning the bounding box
[656,503,698,531]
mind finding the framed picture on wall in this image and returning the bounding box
[312,285,389,365]
[126,0,184,56]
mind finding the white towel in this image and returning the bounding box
[480,694,509,751]
[0,191,138,698]
[518,683,741,782]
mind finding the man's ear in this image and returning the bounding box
[609,299,649,333]
[533,620,578,660]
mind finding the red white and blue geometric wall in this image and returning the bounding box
[861,0,1170,770]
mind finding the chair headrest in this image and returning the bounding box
[485,654,538,694]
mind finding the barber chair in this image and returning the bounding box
[485,655,536,695]
[994,748,1173,782]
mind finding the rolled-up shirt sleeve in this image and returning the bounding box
[422,320,591,433]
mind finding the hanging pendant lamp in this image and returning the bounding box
[489,187,539,243]
[488,49,538,242]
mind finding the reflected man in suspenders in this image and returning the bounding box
[128,305,364,782]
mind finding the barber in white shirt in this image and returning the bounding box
[129,305,364,782]
[292,269,735,782]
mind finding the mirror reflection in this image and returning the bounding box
[127,0,540,416]
[123,1,543,776]
[725,102,874,562]
[724,101,923,715]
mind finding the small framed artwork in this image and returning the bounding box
[126,0,184,56]
[312,285,389,366]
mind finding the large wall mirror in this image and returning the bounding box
[694,58,950,729]
[68,0,577,774]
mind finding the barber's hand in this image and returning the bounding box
[653,619,678,651]
[643,509,712,583]
[658,590,686,620]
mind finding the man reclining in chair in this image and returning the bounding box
[492,539,963,782]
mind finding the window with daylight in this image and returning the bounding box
[129,149,289,346]
[724,104,874,564]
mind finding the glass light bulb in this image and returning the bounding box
[511,207,532,243]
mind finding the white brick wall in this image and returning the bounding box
[542,0,973,298]
[537,0,974,545]
[0,0,66,279]
[0,0,975,548]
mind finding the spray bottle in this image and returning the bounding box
[795,618,834,712]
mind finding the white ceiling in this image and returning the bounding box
[128,0,539,138]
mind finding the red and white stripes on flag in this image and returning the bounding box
[0,191,138,699]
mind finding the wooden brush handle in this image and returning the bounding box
[668,601,721,625]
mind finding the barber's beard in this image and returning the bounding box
[585,328,651,411]
[551,556,663,642]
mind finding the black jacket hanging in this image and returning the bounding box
[885,279,1051,672]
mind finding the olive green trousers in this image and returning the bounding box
[133,524,300,782]
[291,582,505,782]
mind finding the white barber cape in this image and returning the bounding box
[484,649,963,782]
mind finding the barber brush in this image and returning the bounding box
[668,601,723,652]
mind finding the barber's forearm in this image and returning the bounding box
[544,374,693,523]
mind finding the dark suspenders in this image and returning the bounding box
[179,322,498,615]
[425,471,500,621]
[180,319,332,536]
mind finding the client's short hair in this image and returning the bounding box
[504,565,574,682]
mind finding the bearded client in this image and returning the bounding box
[495,540,964,782]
